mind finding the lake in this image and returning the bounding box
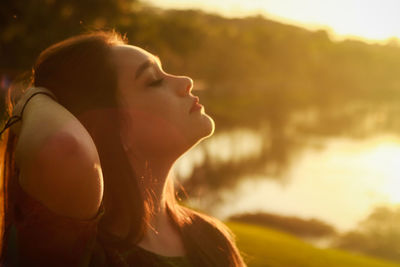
[174,128,400,233]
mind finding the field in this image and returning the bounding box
[226,222,400,267]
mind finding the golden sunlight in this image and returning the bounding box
[362,143,400,203]
[144,0,400,43]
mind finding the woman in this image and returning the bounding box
[0,30,246,266]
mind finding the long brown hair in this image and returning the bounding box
[0,30,245,266]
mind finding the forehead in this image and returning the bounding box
[111,44,157,70]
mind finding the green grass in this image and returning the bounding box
[226,221,400,267]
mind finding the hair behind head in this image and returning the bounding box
[34,30,124,115]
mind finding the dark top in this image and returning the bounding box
[3,177,192,267]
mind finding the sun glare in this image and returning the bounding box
[362,143,400,203]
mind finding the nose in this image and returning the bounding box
[176,76,193,97]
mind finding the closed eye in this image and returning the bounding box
[148,78,164,87]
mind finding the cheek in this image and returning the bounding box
[124,108,190,155]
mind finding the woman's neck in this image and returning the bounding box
[129,156,186,256]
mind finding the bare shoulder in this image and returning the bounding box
[18,131,104,220]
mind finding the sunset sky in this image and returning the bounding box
[143,0,400,43]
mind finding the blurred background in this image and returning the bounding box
[2,0,400,266]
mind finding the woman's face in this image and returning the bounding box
[111,45,214,160]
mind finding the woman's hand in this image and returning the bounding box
[10,87,57,136]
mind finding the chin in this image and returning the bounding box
[202,114,215,138]
[195,113,215,142]
[183,113,215,151]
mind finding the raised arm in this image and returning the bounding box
[11,87,103,220]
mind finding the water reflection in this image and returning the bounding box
[175,128,265,176]
[174,130,400,233]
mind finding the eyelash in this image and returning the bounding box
[148,78,164,87]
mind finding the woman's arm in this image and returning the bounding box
[11,88,103,220]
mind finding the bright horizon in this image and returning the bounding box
[142,0,400,44]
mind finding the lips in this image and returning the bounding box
[189,96,203,113]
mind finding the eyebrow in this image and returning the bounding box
[134,55,162,80]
